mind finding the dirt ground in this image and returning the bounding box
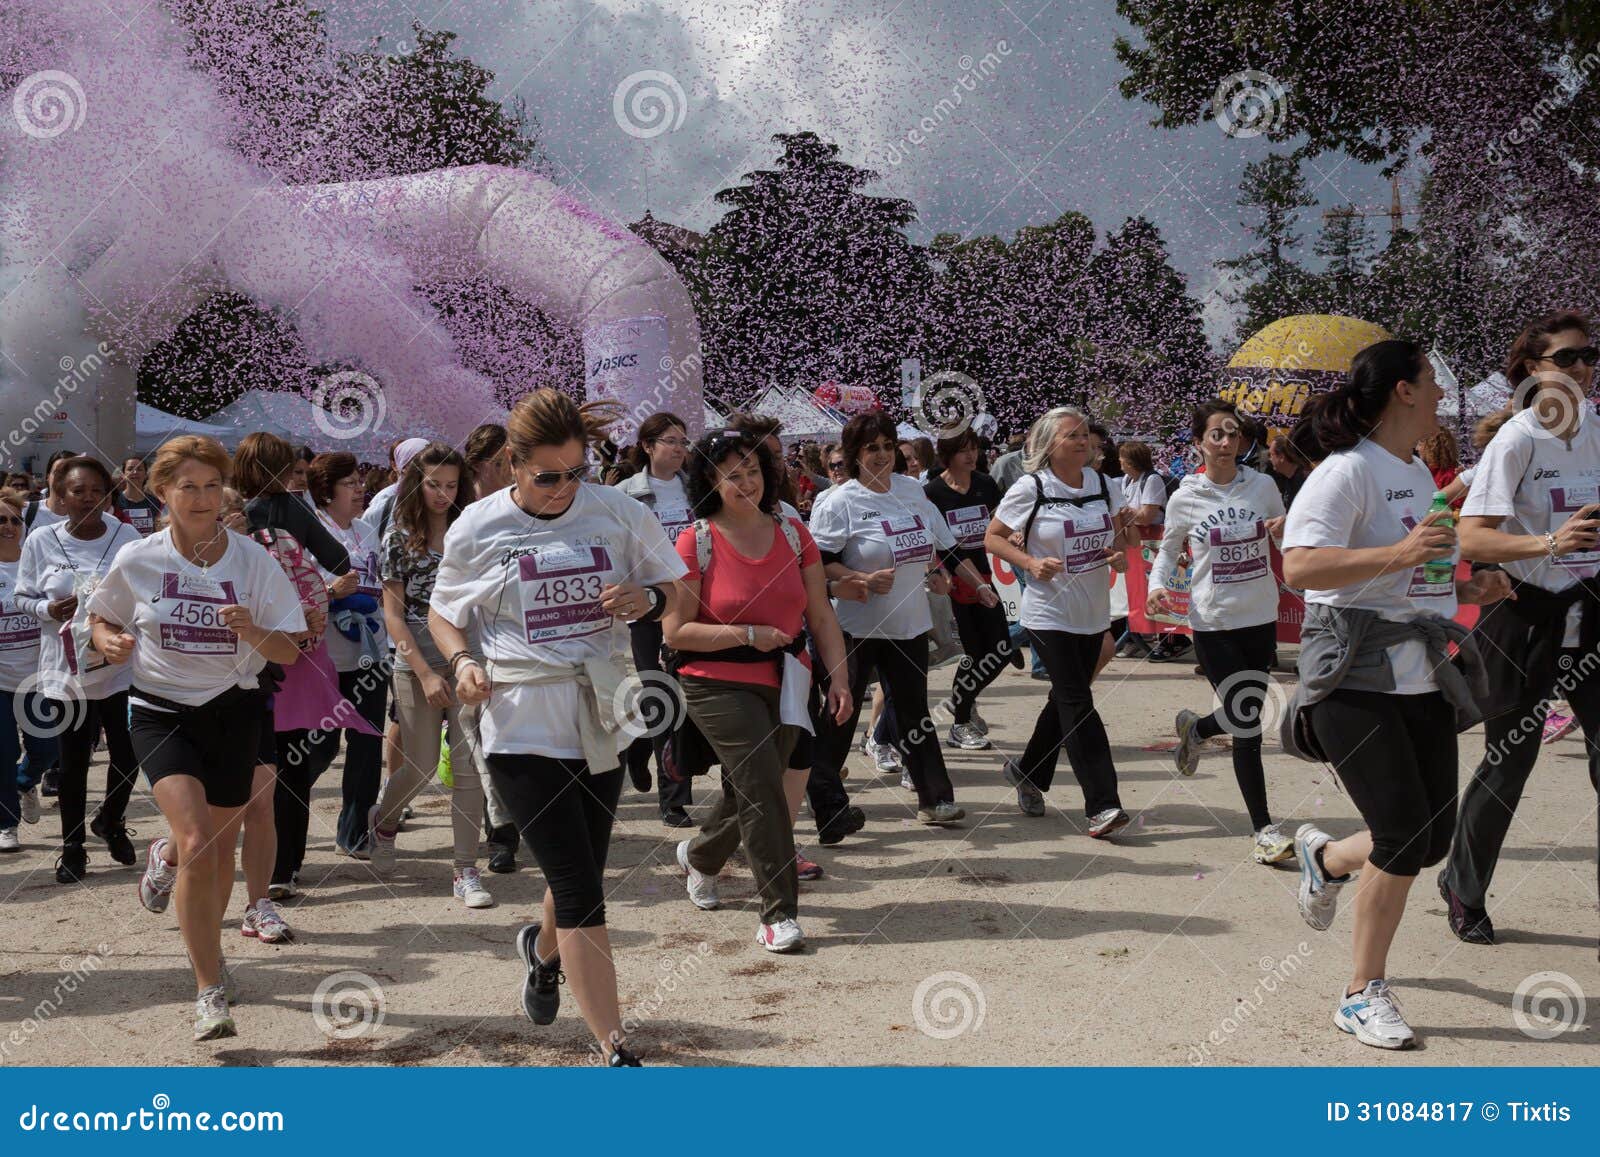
[2,651,1596,1067]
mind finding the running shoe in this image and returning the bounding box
[795,849,824,881]
[453,866,495,909]
[192,984,236,1042]
[267,880,297,901]
[487,824,518,874]
[1294,824,1350,931]
[916,802,965,825]
[947,722,991,750]
[969,710,990,737]
[676,839,720,909]
[1087,808,1131,839]
[334,842,371,861]
[515,921,562,1025]
[89,813,136,865]
[367,804,396,873]
[899,769,914,792]
[606,1043,643,1067]
[0,827,17,853]
[1333,980,1416,1050]
[18,786,39,824]
[140,837,177,913]
[55,844,87,884]
[756,918,805,953]
[1437,872,1495,945]
[1173,709,1203,777]
[661,806,694,828]
[39,767,60,798]
[865,738,902,772]
[815,805,866,847]
[1542,709,1578,744]
[1002,759,1046,817]
[1251,823,1295,865]
[241,898,293,943]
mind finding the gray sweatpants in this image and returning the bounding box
[375,666,484,869]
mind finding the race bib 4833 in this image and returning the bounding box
[519,544,613,643]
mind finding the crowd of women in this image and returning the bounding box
[2,310,1598,1059]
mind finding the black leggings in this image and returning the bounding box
[1017,629,1120,815]
[488,754,623,929]
[58,690,137,850]
[625,618,691,812]
[1307,689,1457,877]
[814,633,954,808]
[947,600,1013,724]
[1191,622,1277,832]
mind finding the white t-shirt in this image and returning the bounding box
[316,511,387,672]
[1282,440,1457,693]
[808,475,957,640]
[16,520,144,698]
[0,559,42,693]
[647,475,694,544]
[994,468,1125,634]
[428,484,687,758]
[1124,472,1168,524]
[25,505,120,535]
[1151,467,1285,631]
[86,528,307,708]
[1462,404,1600,592]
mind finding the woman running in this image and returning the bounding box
[0,489,56,854]
[1152,400,1290,864]
[428,388,687,1066]
[89,436,306,1040]
[810,412,996,828]
[1279,339,1507,1049]
[664,428,852,951]
[1440,311,1600,945]
[367,443,491,909]
[984,408,1134,830]
[16,456,144,883]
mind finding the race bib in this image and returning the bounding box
[944,504,989,550]
[355,549,383,597]
[0,602,37,652]
[880,515,933,566]
[122,506,156,535]
[1549,484,1600,576]
[157,571,241,655]
[1208,520,1269,584]
[655,506,694,544]
[1062,511,1114,575]
[519,544,613,643]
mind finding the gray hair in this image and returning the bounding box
[1022,406,1090,473]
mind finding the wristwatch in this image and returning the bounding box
[643,585,663,613]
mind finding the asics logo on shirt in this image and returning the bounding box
[1384,488,1415,501]
[497,545,542,567]
[1534,467,1560,480]
[857,509,881,519]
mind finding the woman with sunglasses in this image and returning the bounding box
[16,456,145,883]
[429,389,686,1065]
[1439,312,1600,947]
[366,442,492,909]
[0,491,57,855]
[810,412,997,828]
[615,412,696,826]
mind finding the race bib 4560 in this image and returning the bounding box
[157,572,241,654]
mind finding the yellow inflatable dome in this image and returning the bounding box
[1222,314,1393,436]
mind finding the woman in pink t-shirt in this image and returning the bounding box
[663,430,851,954]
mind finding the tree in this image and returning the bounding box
[1217,155,1319,341]
[1310,206,1374,314]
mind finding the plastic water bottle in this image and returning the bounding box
[1423,491,1455,585]
[437,722,454,788]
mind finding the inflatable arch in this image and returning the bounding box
[0,163,705,470]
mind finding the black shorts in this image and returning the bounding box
[132,686,266,809]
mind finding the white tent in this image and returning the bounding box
[134,403,239,455]
[745,384,843,443]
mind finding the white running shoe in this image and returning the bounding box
[1251,823,1295,865]
[0,827,17,852]
[947,722,991,750]
[676,839,720,910]
[139,836,177,914]
[19,786,39,824]
[453,866,495,909]
[1295,823,1349,931]
[866,739,902,772]
[193,984,235,1041]
[756,918,805,953]
[267,880,297,901]
[1087,808,1131,839]
[899,769,914,792]
[241,898,293,943]
[1173,709,1203,776]
[1333,980,1416,1049]
[969,710,989,737]
[367,804,396,874]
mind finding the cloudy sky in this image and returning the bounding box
[328,0,1391,344]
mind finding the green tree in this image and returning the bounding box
[1217,155,1318,341]
[1311,206,1375,311]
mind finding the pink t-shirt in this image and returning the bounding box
[674,517,820,688]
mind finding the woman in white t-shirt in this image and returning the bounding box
[986,407,1136,835]
[88,436,307,1041]
[615,412,696,824]
[0,490,55,854]
[1149,400,1290,864]
[1279,339,1509,1050]
[16,457,144,884]
[1118,441,1167,528]
[430,389,688,1067]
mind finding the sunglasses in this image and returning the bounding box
[827,460,846,470]
[528,466,591,488]
[1540,345,1600,369]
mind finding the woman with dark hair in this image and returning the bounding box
[367,443,493,908]
[924,428,1009,749]
[15,456,143,882]
[1278,339,1509,1049]
[1151,400,1290,865]
[614,412,696,824]
[1118,440,1166,527]
[1441,311,1600,948]
[809,412,996,828]
[429,389,687,1065]
[664,429,852,951]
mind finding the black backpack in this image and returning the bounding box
[1020,469,1111,548]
